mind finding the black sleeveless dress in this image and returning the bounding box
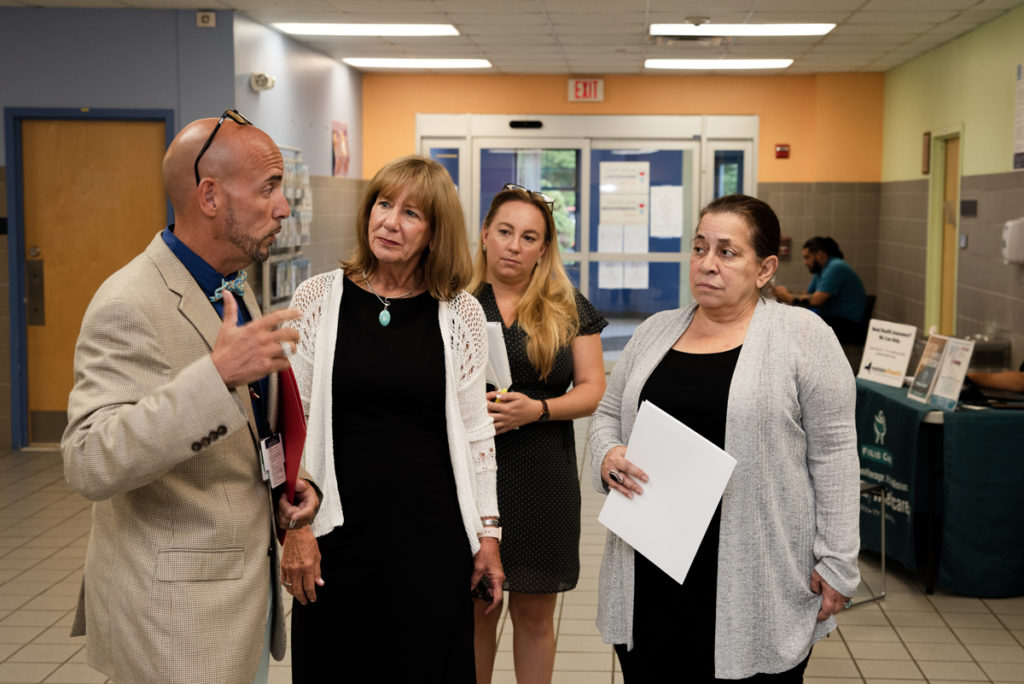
[290,278,474,683]
[615,346,810,683]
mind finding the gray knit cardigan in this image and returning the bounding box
[588,297,860,678]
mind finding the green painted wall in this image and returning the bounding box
[882,4,1024,181]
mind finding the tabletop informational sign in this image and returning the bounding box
[858,319,918,387]
[907,334,975,408]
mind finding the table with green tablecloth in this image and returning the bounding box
[855,379,1024,597]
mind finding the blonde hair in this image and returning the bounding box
[342,155,470,301]
[470,188,579,380]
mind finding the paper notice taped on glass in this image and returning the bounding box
[484,322,512,391]
[598,400,736,584]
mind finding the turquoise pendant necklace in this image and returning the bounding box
[362,271,418,327]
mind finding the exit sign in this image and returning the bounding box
[568,78,604,102]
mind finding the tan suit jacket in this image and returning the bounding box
[62,234,286,684]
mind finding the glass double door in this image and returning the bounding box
[423,135,750,319]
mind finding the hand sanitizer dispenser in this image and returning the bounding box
[1003,217,1024,264]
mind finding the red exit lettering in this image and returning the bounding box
[568,78,604,102]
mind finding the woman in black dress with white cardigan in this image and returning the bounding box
[471,185,607,684]
[282,156,504,683]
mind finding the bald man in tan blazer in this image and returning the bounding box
[62,113,319,684]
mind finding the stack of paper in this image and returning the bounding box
[598,401,737,584]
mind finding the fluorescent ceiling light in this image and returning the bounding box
[645,59,793,70]
[342,58,492,69]
[650,23,834,37]
[274,23,459,36]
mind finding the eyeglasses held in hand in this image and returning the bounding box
[503,183,555,211]
[194,109,253,185]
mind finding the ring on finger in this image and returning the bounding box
[608,469,624,485]
[283,580,293,587]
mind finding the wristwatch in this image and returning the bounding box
[538,398,550,423]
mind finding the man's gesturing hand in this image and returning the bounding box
[211,291,300,388]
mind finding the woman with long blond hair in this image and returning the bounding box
[471,184,606,684]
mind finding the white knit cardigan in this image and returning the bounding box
[287,269,498,553]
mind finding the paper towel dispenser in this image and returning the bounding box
[1002,217,1024,264]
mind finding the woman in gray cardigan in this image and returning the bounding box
[589,194,860,681]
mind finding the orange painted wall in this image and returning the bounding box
[362,72,883,183]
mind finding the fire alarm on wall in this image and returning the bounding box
[775,144,790,159]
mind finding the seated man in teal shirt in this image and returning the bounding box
[774,237,867,340]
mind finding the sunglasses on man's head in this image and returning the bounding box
[503,183,555,211]
[193,109,253,185]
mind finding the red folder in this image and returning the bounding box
[276,366,307,543]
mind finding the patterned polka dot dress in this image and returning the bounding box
[475,284,607,593]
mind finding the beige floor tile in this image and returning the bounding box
[16,598,72,613]
[862,680,926,684]
[0,612,64,629]
[267,668,290,684]
[803,656,860,678]
[0,662,57,683]
[0,644,19,660]
[555,634,609,653]
[0,625,45,645]
[928,595,991,613]
[490,671,517,684]
[551,672,614,684]
[0,598,30,613]
[998,614,1024,629]
[557,618,601,636]
[857,658,924,679]
[809,637,851,659]
[492,650,515,671]
[916,660,990,680]
[894,626,960,643]
[26,627,81,646]
[553,651,614,671]
[6,643,79,663]
[561,590,598,607]
[905,641,972,661]
[41,663,107,684]
[942,612,1004,629]
[846,640,911,660]
[952,627,1018,645]
[8,571,72,585]
[879,593,938,612]
[965,643,1024,663]
[984,596,1024,615]
[559,605,598,621]
[839,607,891,626]
[884,610,946,628]
[979,661,1024,681]
[838,624,900,642]
[804,679,863,683]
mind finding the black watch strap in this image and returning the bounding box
[538,398,550,423]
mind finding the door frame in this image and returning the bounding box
[923,124,963,337]
[415,113,758,309]
[4,107,175,449]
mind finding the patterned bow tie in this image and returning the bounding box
[209,270,247,302]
